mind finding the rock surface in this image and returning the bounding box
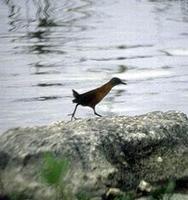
[0,111,188,199]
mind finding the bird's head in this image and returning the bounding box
[110,77,127,86]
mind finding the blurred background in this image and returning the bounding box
[0,0,188,133]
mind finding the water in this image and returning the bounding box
[0,0,188,133]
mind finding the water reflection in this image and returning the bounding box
[117,65,129,73]
[31,70,61,75]
[33,0,57,27]
[151,0,188,23]
[0,0,188,132]
[34,83,63,87]
[4,0,93,55]
[15,96,62,102]
[26,0,56,54]
[5,0,93,33]
[181,0,188,22]
[4,0,21,32]
[91,55,154,62]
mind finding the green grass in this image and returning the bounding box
[41,153,70,186]
[40,153,71,200]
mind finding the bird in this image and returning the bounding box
[70,77,127,120]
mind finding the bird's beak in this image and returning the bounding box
[121,81,127,85]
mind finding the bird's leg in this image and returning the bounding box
[69,104,79,121]
[93,107,102,117]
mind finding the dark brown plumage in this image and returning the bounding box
[70,77,127,120]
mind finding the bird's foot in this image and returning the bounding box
[67,113,79,121]
[94,112,102,117]
[72,116,80,121]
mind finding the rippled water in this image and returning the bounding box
[0,0,188,133]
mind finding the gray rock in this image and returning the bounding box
[0,111,188,199]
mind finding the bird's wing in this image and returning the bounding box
[80,84,111,107]
[80,89,97,105]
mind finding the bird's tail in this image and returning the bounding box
[72,89,80,103]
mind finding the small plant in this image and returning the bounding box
[150,180,176,200]
[40,153,70,200]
